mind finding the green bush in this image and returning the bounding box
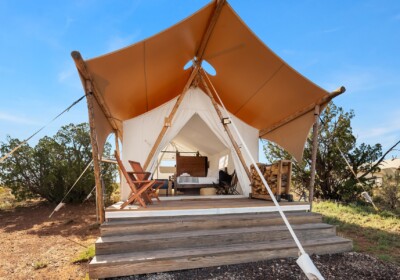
[263,102,382,202]
[378,171,400,210]
[0,123,116,203]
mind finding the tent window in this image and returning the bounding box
[159,159,176,174]
[183,59,216,76]
[219,154,229,169]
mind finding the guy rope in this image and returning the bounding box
[0,95,85,164]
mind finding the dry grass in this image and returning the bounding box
[0,186,42,210]
[314,201,400,264]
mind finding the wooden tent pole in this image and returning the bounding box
[114,130,122,189]
[71,51,121,137]
[142,66,200,170]
[309,105,320,212]
[199,69,251,180]
[85,80,105,224]
[196,0,226,61]
[142,0,226,171]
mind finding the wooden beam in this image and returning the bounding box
[199,69,251,180]
[85,80,105,224]
[71,51,121,136]
[142,65,200,170]
[196,0,226,62]
[101,157,117,164]
[114,130,122,187]
[259,86,346,137]
[309,105,320,212]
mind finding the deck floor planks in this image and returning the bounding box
[107,197,308,211]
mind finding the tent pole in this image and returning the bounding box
[196,0,226,61]
[309,105,320,212]
[85,80,105,224]
[200,69,326,279]
[114,130,122,191]
[140,0,226,170]
[71,51,121,137]
[143,65,200,171]
[199,69,251,180]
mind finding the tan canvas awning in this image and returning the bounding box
[72,0,343,161]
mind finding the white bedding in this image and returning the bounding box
[177,176,218,184]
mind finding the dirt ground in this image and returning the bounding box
[0,201,99,280]
[1,202,399,280]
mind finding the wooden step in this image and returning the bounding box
[101,211,322,237]
[90,236,352,279]
[96,223,335,255]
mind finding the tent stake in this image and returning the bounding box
[309,105,320,212]
[200,69,251,180]
[143,66,200,170]
[85,80,105,224]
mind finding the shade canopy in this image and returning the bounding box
[74,0,338,161]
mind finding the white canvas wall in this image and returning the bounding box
[121,87,259,199]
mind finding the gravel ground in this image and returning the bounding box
[109,252,400,280]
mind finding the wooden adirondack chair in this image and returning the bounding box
[128,160,164,203]
[114,151,155,209]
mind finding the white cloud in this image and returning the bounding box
[64,16,76,30]
[321,27,341,34]
[57,61,82,89]
[0,112,40,125]
[106,31,141,52]
[322,66,400,93]
[354,111,400,151]
[58,64,75,83]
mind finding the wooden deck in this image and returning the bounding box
[106,196,310,219]
[89,197,352,278]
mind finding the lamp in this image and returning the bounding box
[221,117,231,125]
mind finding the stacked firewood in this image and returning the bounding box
[250,161,291,196]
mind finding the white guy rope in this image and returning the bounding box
[336,143,379,210]
[83,185,96,202]
[0,95,85,164]
[202,71,305,254]
[49,159,93,218]
[201,70,324,279]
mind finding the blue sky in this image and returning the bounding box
[0,0,399,161]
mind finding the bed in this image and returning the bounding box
[176,176,219,188]
[175,154,218,194]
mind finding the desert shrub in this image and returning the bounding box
[263,102,382,202]
[0,123,116,203]
[378,171,400,210]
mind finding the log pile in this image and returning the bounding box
[250,160,292,201]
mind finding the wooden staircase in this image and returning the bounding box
[89,212,352,279]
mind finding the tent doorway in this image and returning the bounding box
[121,87,258,200]
[154,113,237,196]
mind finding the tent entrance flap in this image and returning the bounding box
[121,87,259,200]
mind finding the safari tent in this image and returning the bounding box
[72,0,343,217]
[71,1,350,278]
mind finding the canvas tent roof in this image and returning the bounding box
[72,0,343,161]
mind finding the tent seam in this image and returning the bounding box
[234,63,285,115]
